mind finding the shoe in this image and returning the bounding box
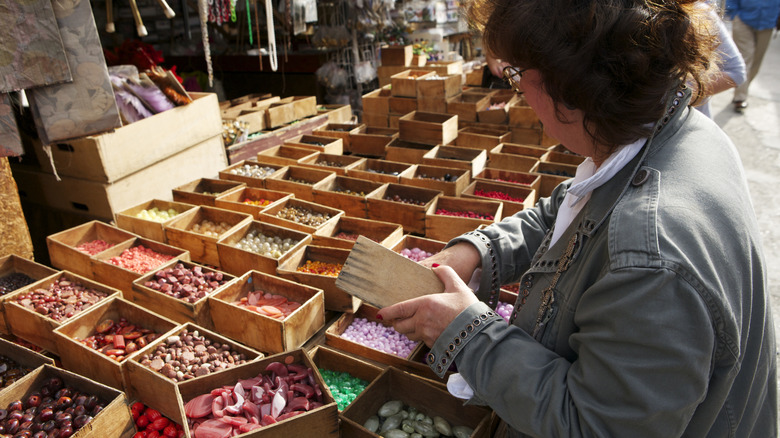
[733,100,748,113]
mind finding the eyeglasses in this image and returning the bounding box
[502,66,527,93]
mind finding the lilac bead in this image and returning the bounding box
[400,247,434,263]
[496,301,513,322]
[342,317,419,357]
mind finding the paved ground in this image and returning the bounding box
[707,33,780,389]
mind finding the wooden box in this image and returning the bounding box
[477,90,516,124]
[0,255,58,334]
[536,173,569,198]
[299,153,367,176]
[383,138,435,164]
[390,70,437,98]
[123,321,264,420]
[511,126,544,145]
[425,196,503,242]
[311,175,386,218]
[115,199,197,243]
[277,245,359,313]
[465,64,485,86]
[417,97,448,114]
[218,160,287,188]
[216,220,312,276]
[508,100,541,127]
[210,270,325,354]
[350,126,398,158]
[348,159,416,184]
[365,184,442,235]
[462,180,537,216]
[310,345,384,413]
[474,168,541,192]
[4,271,121,355]
[454,126,512,150]
[399,164,470,197]
[0,336,55,382]
[0,364,135,437]
[312,123,365,153]
[52,296,179,390]
[425,60,464,76]
[285,134,344,155]
[487,149,541,174]
[361,112,389,128]
[264,165,337,202]
[290,96,318,120]
[543,150,586,166]
[361,86,392,115]
[92,237,190,296]
[381,45,413,66]
[398,111,458,146]
[318,103,353,124]
[224,106,267,134]
[388,96,418,115]
[47,220,136,278]
[489,142,549,159]
[172,178,246,207]
[340,367,492,438]
[255,144,319,167]
[259,198,344,235]
[131,260,236,329]
[214,187,293,219]
[311,216,404,250]
[447,93,490,122]
[163,206,253,267]
[532,161,578,179]
[422,145,488,176]
[265,97,296,128]
[177,349,338,438]
[417,74,461,99]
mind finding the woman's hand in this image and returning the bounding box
[418,242,481,284]
[377,264,478,348]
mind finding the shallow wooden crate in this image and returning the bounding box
[399,164,470,197]
[0,336,55,380]
[474,167,541,193]
[532,161,578,180]
[115,199,198,243]
[422,145,488,177]
[318,103,353,124]
[4,271,121,354]
[340,367,492,438]
[390,235,446,261]
[536,173,569,198]
[52,296,179,390]
[425,60,464,76]
[265,98,296,128]
[123,321,264,421]
[361,86,391,115]
[255,144,319,167]
[477,90,516,125]
[312,123,364,153]
[259,198,344,235]
[454,126,512,150]
[216,220,312,276]
[447,93,490,122]
[425,196,503,242]
[210,270,325,354]
[172,178,246,207]
[225,114,330,164]
[417,97,448,114]
[214,187,293,220]
[489,142,550,159]
[508,100,541,127]
[299,152,366,176]
[465,65,485,86]
[264,165,336,202]
[291,95,318,120]
[365,184,441,235]
[0,255,58,334]
[350,126,398,158]
[381,44,413,66]
[285,134,344,155]
[388,96,418,115]
[383,138,436,164]
[362,111,389,128]
[543,150,586,166]
[311,216,403,250]
[177,349,339,438]
[224,106,267,134]
[391,70,436,98]
[217,160,287,188]
[310,345,384,414]
[92,237,191,297]
[277,245,358,313]
[311,175,386,218]
[347,159,416,184]
[0,364,135,437]
[163,206,252,267]
[462,180,537,216]
[47,220,137,278]
[417,74,461,100]
[511,126,544,145]
[488,147,542,174]
[398,111,458,146]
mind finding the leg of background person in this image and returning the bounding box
[731,16,756,103]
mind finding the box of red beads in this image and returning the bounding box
[214,187,293,220]
[277,245,358,313]
[421,145,488,178]
[177,348,339,438]
[366,183,442,235]
[311,175,388,218]
[130,261,237,329]
[425,195,503,242]
[217,160,288,189]
[311,216,404,251]
[52,296,180,390]
[462,180,537,216]
[114,199,198,243]
[46,220,137,279]
[217,220,312,276]
[340,367,493,438]
[4,271,121,355]
[172,177,246,208]
[210,270,325,354]
[163,206,252,267]
[0,364,135,438]
[263,165,338,203]
[0,254,59,334]
[0,336,55,388]
[123,322,264,422]
[399,164,471,197]
[259,198,344,235]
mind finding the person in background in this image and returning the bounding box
[376,0,777,436]
[725,0,780,112]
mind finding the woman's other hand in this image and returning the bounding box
[418,242,482,284]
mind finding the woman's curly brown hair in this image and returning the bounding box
[469,0,717,153]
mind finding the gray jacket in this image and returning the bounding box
[429,90,777,437]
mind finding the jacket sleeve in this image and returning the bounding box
[445,267,714,437]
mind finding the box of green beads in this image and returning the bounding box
[310,345,383,412]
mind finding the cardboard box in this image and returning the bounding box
[255,144,319,167]
[311,216,403,250]
[216,220,312,276]
[390,70,436,98]
[264,165,338,202]
[277,245,359,313]
[209,270,325,354]
[398,111,459,146]
[214,187,293,220]
[425,196,502,242]
[114,199,198,243]
[311,175,387,218]
[462,180,537,216]
[422,145,488,177]
[163,206,252,267]
[399,164,471,197]
[0,255,59,334]
[46,220,137,278]
[366,184,442,235]
[454,126,512,150]
[259,198,344,235]
[349,127,398,158]
[218,160,287,188]
[348,159,417,184]
[298,152,367,176]
[172,178,246,207]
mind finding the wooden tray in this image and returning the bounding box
[312,123,365,153]
[114,199,198,243]
[298,152,367,176]
[422,145,488,178]
[0,254,58,334]
[311,216,403,251]
[383,138,436,164]
[213,186,293,220]
[172,178,246,207]
[365,184,442,235]
[398,111,458,146]
[425,195,503,242]
[347,159,416,184]
[216,220,312,276]
[47,220,137,278]
[285,134,344,155]
[218,160,288,188]
[255,144,319,167]
[462,180,537,216]
[259,198,344,235]
[311,175,387,218]
[163,206,252,267]
[277,245,359,313]
[349,126,398,158]
[264,165,337,202]
[399,164,471,197]
[453,126,512,150]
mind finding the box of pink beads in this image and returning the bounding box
[390,235,446,264]
[46,220,137,279]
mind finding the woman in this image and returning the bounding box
[377,0,777,436]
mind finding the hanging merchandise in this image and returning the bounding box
[198,0,214,86]
[246,0,253,45]
[265,0,278,71]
